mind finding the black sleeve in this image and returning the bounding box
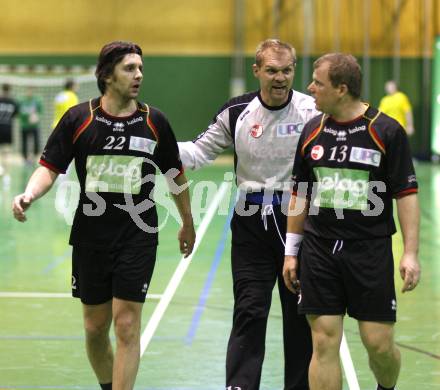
[39,110,75,174]
[385,124,418,196]
[150,109,183,176]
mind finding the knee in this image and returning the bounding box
[362,331,395,358]
[84,319,111,341]
[113,314,140,344]
[234,283,273,318]
[312,329,341,359]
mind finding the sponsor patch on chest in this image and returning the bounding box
[85,155,143,194]
[129,136,156,154]
[276,123,303,137]
[349,147,381,167]
[313,167,369,210]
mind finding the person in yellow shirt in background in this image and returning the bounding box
[52,79,79,128]
[379,80,414,136]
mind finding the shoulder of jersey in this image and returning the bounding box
[304,113,324,130]
[67,99,93,116]
[373,109,403,137]
[291,90,317,110]
[225,90,259,108]
[142,104,168,122]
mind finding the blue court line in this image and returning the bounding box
[184,203,234,346]
[42,248,71,274]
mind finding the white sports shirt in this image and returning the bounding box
[179,90,319,193]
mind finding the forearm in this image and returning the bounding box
[178,122,232,170]
[169,173,193,226]
[25,166,59,200]
[405,111,414,128]
[405,111,414,135]
[286,195,308,234]
[396,193,419,255]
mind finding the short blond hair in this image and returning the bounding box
[255,39,296,67]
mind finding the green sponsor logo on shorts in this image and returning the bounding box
[313,167,369,210]
[85,155,143,194]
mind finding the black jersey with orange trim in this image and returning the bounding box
[40,97,183,248]
[291,105,418,239]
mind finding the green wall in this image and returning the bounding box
[0,55,431,157]
[141,56,231,141]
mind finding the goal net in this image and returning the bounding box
[0,71,99,153]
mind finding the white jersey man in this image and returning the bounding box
[179,39,319,390]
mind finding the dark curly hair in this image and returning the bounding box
[95,41,142,94]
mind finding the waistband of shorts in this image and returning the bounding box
[239,190,288,206]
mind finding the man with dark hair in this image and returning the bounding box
[179,38,318,390]
[283,53,420,390]
[12,41,196,390]
[0,83,19,175]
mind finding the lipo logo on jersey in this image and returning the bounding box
[129,136,156,155]
[250,124,263,138]
[311,145,324,160]
[349,147,381,167]
[277,123,303,137]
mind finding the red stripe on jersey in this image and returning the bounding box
[73,100,98,144]
[368,126,386,154]
[73,115,93,143]
[138,102,149,112]
[301,126,321,156]
[146,116,160,144]
[301,115,326,156]
[39,159,64,174]
[394,188,418,198]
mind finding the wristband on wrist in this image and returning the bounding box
[285,233,304,256]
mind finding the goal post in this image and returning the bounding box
[0,72,99,154]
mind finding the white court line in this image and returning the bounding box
[140,181,229,357]
[340,331,361,390]
[0,292,162,300]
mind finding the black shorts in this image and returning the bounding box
[0,126,12,144]
[299,233,396,322]
[72,245,157,305]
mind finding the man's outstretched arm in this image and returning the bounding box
[12,166,59,222]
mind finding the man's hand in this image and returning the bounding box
[399,252,421,293]
[283,255,300,294]
[12,193,34,222]
[178,221,196,258]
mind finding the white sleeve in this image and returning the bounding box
[178,109,233,170]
